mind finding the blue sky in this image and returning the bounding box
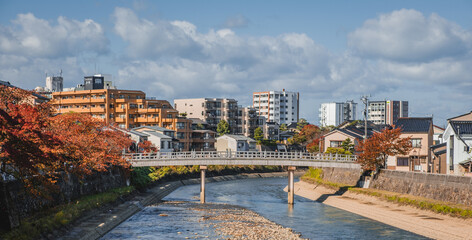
[1,0,471,126]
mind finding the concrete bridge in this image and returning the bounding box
[124,151,360,204]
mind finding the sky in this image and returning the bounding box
[1,0,471,127]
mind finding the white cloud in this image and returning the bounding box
[348,9,472,62]
[0,13,108,89]
[0,13,108,58]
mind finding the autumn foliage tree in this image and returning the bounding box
[0,85,132,197]
[356,127,412,171]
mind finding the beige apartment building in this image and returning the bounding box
[236,107,263,137]
[51,89,192,151]
[174,98,238,133]
[386,117,433,172]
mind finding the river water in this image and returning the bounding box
[102,177,428,239]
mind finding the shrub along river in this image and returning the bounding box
[102,177,428,239]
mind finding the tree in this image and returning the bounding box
[306,139,320,153]
[356,127,412,171]
[0,85,133,197]
[254,127,263,143]
[49,113,132,175]
[292,124,320,145]
[296,118,308,131]
[325,147,352,155]
[216,119,230,135]
[341,138,355,152]
[279,123,288,132]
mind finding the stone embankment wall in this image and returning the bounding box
[318,167,363,186]
[370,170,472,206]
[0,167,128,230]
[312,167,472,206]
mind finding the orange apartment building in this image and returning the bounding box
[51,89,192,151]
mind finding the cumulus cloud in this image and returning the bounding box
[0,13,108,89]
[112,7,472,124]
[223,14,250,28]
[348,9,472,62]
[0,13,108,58]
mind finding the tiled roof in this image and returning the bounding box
[450,121,472,135]
[396,118,432,133]
[430,142,446,150]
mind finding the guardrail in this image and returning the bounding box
[124,151,357,162]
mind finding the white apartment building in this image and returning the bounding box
[368,100,408,125]
[319,101,357,127]
[252,90,299,125]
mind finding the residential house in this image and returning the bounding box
[442,112,472,175]
[215,134,257,152]
[431,142,447,174]
[133,126,177,152]
[433,125,445,145]
[386,117,433,172]
[320,120,379,153]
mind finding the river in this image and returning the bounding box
[102,177,428,239]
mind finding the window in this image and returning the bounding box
[177,132,185,138]
[411,139,422,148]
[177,122,186,129]
[167,114,172,118]
[330,141,342,148]
[397,158,409,166]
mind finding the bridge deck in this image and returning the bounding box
[125,151,360,169]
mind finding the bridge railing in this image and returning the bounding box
[124,151,357,162]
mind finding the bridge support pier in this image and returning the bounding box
[200,165,207,204]
[288,166,296,204]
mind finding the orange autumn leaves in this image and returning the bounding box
[356,127,412,171]
[0,85,132,196]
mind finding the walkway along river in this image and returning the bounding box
[102,177,427,239]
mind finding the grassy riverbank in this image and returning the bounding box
[302,168,472,219]
[1,186,135,240]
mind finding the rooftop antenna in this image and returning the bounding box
[360,94,371,142]
[60,69,62,77]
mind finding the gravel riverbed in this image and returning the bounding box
[166,201,304,240]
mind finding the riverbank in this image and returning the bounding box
[292,180,472,240]
[151,201,302,240]
[58,171,303,240]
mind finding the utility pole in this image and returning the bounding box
[361,95,370,142]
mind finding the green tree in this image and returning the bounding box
[216,119,230,135]
[279,123,288,132]
[254,127,264,143]
[296,118,308,131]
[341,138,355,152]
[325,147,352,155]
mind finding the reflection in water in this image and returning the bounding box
[103,177,428,239]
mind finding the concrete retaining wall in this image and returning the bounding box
[0,167,128,230]
[318,167,363,186]
[370,170,472,206]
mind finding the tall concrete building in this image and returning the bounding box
[319,100,357,127]
[252,90,299,125]
[45,76,63,92]
[174,98,239,133]
[368,100,408,125]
